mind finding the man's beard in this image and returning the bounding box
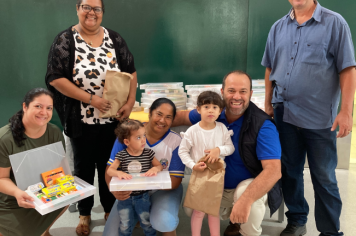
[228,106,247,116]
[224,98,250,116]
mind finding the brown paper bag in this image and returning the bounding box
[183,157,225,217]
[99,71,133,118]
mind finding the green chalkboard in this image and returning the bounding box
[0,0,78,128]
[0,0,249,128]
[0,0,355,129]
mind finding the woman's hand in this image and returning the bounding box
[14,190,35,209]
[116,102,134,121]
[204,147,221,163]
[117,171,132,180]
[112,191,132,201]
[193,162,207,172]
[91,95,111,113]
[144,167,160,177]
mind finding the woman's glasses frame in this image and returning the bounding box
[78,4,103,15]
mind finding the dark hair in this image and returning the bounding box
[115,120,144,143]
[9,88,54,147]
[76,0,105,14]
[149,98,177,120]
[222,70,252,91]
[196,91,224,109]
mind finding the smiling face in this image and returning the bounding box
[148,103,174,136]
[76,0,103,30]
[22,95,53,129]
[221,73,253,120]
[124,127,146,152]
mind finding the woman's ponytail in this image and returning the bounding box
[9,110,26,147]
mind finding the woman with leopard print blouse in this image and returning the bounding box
[45,0,137,235]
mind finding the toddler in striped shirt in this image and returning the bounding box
[107,120,162,236]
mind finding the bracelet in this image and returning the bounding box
[88,94,93,105]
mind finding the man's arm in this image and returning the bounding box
[264,67,273,117]
[230,159,281,224]
[331,66,356,138]
[172,110,192,127]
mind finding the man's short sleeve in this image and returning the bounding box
[168,147,185,178]
[334,23,356,73]
[261,24,276,69]
[188,109,201,125]
[256,120,281,160]
[107,139,127,166]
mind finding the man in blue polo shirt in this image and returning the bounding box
[174,70,282,236]
[262,0,356,235]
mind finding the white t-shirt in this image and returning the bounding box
[178,121,235,169]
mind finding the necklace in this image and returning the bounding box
[77,25,100,46]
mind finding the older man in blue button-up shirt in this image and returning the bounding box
[262,0,356,236]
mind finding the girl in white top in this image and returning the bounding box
[178,91,235,236]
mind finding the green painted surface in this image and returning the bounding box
[0,0,249,128]
[0,0,77,128]
[0,0,355,128]
[102,0,249,100]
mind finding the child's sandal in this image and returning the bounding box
[76,215,91,236]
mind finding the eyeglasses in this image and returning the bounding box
[79,4,103,14]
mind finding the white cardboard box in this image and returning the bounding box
[9,142,96,215]
[110,171,171,191]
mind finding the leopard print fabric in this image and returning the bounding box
[72,27,118,124]
[45,26,136,138]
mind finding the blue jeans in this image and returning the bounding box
[103,184,183,236]
[274,103,343,236]
[116,192,156,236]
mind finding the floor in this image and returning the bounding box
[49,164,356,236]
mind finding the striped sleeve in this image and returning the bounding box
[168,146,185,178]
[148,149,155,161]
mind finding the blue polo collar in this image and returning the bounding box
[219,109,244,127]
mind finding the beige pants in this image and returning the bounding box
[220,178,268,236]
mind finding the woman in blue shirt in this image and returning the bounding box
[103,98,185,236]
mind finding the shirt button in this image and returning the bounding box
[287,73,289,75]
[294,42,297,44]
[284,99,287,101]
[297,26,301,29]
[291,57,294,60]
[284,88,286,90]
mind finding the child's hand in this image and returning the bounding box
[193,162,207,172]
[144,167,159,177]
[204,147,220,163]
[117,171,132,180]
